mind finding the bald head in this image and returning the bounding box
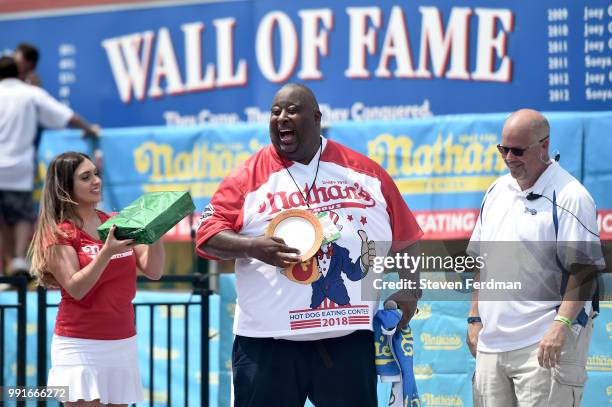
[277,83,320,112]
[503,109,550,145]
[500,109,551,190]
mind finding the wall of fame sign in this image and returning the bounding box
[1,0,611,127]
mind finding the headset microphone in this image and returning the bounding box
[524,193,599,237]
[526,193,542,201]
[554,152,561,162]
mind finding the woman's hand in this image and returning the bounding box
[100,225,134,257]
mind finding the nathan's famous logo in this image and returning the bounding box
[257,180,375,215]
[587,355,612,371]
[414,364,433,380]
[606,321,612,340]
[421,393,464,407]
[133,139,263,198]
[412,303,432,320]
[368,133,505,194]
[420,333,462,350]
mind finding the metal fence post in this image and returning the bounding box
[37,285,48,407]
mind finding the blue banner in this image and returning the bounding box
[328,113,584,210]
[1,0,611,127]
[37,111,612,238]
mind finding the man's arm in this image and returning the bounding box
[466,269,482,357]
[386,241,421,328]
[201,230,301,268]
[67,114,99,137]
[538,188,602,368]
[377,168,424,328]
[538,263,597,368]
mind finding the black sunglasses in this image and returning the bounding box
[497,136,549,157]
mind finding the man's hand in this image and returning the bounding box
[386,290,418,328]
[68,114,100,138]
[538,322,568,368]
[466,322,482,357]
[84,124,101,138]
[246,236,301,268]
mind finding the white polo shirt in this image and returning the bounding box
[468,161,603,352]
[0,78,73,191]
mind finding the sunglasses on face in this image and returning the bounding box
[497,136,549,157]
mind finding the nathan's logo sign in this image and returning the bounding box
[133,139,263,198]
[420,333,463,350]
[421,393,464,407]
[412,303,432,320]
[414,364,433,380]
[368,133,505,194]
[257,180,376,216]
[587,355,612,371]
[102,5,513,103]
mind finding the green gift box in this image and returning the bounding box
[97,191,195,244]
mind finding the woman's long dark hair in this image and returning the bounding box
[28,152,91,286]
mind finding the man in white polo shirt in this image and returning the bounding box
[0,56,99,280]
[466,109,603,406]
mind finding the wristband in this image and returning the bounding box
[554,315,572,327]
[467,316,482,324]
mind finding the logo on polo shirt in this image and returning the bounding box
[524,207,537,215]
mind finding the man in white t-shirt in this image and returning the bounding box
[466,109,603,407]
[0,56,99,280]
[196,83,422,406]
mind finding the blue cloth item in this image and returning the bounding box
[373,308,420,407]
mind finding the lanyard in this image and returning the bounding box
[282,138,322,209]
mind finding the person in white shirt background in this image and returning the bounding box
[0,56,99,284]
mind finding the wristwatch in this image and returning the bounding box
[467,316,482,324]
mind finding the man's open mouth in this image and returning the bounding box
[279,129,296,144]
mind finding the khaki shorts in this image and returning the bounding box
[473,318,593,407]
